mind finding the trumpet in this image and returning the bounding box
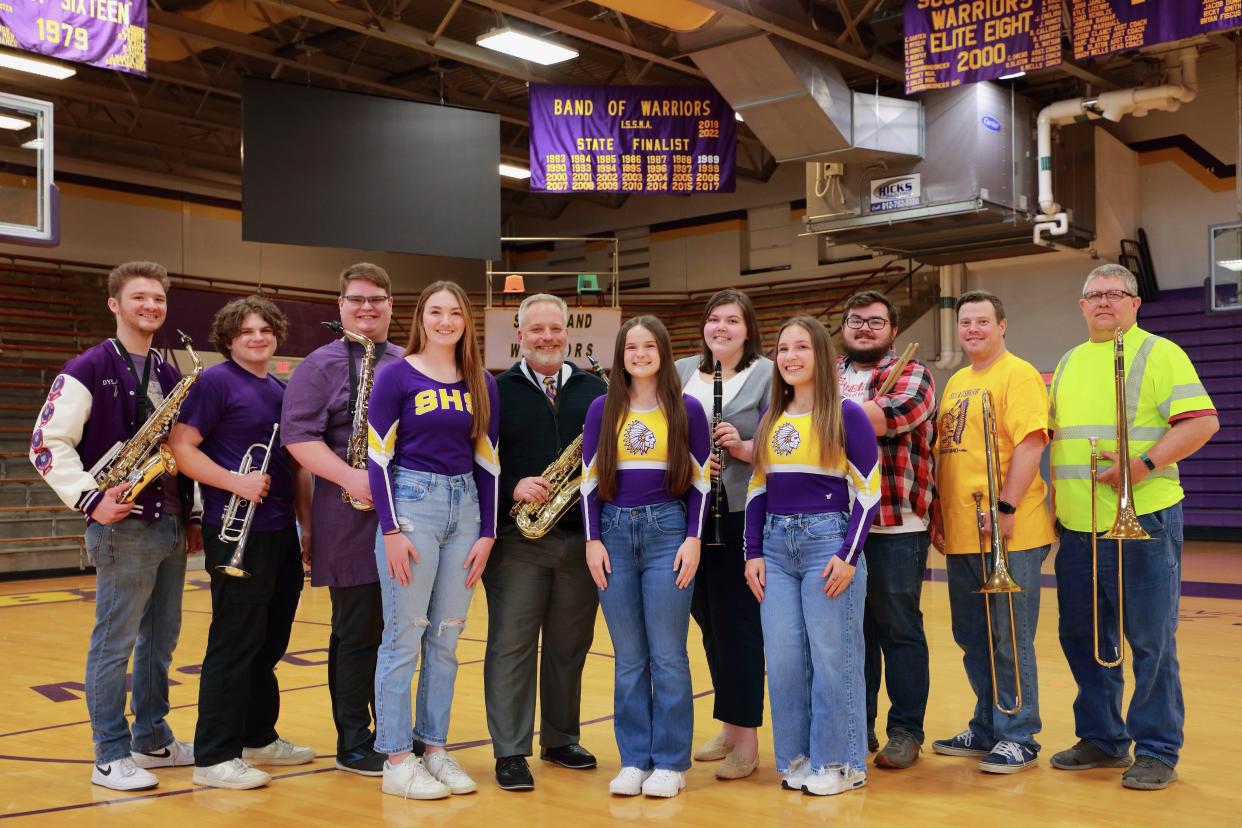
[217,423,280,579]
[1088,327,1152,668]
[972,388,1023,716]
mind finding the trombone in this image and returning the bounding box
[217,423,280,579]
[972,388,1023,716]
[1087,327,1152,668]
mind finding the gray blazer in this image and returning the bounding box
[676,354,773,513]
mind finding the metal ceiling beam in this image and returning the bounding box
[465,0,705,79]
[688,0,903,81]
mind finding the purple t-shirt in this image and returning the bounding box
[281,338,405,587]
[367,359,500,537]
[179,360,294,532]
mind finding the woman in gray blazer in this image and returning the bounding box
[675,289,771,781]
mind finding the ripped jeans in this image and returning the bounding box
[373,468,480,754]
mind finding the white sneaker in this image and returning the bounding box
[641,769,685,798]
[242,737,315,766]
[609,766,653,796]
[382,755,450,800]
[193,758,271,790]
[423,750,477,794]
[92,756,158,791]
[132,739,194,768]
[780,755,811,791]
[802,763,867,796]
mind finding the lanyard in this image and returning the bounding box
[346,339,388,417]
[113,338,153,429]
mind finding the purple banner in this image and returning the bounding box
[529,85,735,194]
[0,0,147,75]
[1072,0,1242,59]
[904,0,1060,94]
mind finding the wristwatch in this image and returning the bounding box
[996,500,1016,515]
[1140,453,1156,471]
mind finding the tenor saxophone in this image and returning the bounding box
[512,356,608,539]
[322,321,376,511]
[95,330,203,504]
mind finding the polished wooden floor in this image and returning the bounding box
[1,540,1239,825]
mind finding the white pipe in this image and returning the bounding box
[932,264,964,370]
[1034,47,1198,244]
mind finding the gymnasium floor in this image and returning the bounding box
[1,540,1238,825]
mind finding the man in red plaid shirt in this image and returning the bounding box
[837,290,937,771]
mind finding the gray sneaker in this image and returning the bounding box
[1121,755,1178,790]
[1051,739,1131,771]
[874,731,921,769]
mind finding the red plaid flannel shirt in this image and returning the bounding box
[838,352,937,527]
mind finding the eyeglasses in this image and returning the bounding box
[844,315,890,331]
[1082,290,1135,305]
[342,295,390,307]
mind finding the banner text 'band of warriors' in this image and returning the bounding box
[0,0,147,74]
[529,85,736,195]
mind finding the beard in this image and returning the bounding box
[844,340,891,365]
[524,346,566,373]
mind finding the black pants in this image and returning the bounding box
[691,509,765,728]
[194,525,303,768]
[482,530,599,758]
[327,582,383,755]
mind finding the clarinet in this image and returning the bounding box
[705,360,726,548]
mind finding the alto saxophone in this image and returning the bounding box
[512,355,608,539]
[95,330,203,504]
[323,321,376,511]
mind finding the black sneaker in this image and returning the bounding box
[496,756,534,791]
[1050,739,1131,771]
[875,731,921,769]
[1122,755,1178,790]
[867,729,879,753]
[336,744,386,777]
[540,743,597,769]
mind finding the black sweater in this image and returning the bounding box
[496,360,607,531]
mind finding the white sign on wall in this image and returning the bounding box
[484,306,622,372]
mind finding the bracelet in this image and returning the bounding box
[996,500,1016,515]
[383,529,402,536]
[1140,453,1156,471]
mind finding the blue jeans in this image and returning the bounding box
[1055,504,1184,767]
[760,512,868,774]
[596,501,695,772]
[862,530,930,742]
[947,544,1050,751]
[84,515,187,763]
[373,469,479,754]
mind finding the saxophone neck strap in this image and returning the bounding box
[346,338,387,417]
[112,338,154,429]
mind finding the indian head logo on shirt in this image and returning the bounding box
[771,422,801,456]
[938,393,971,454]
[622,419,657,455]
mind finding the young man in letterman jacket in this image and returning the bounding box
[484,293,607,791]
[30,261,200,791]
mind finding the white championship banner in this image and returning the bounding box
[484,307,622,372]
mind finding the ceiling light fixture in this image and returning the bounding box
[1215,258,1242,272]
[499,163,532,180]
[0,50,76,79]
[0,114,32,131]
[20,138,44,150]
[998,70,1026,80]
[477,28,578,66]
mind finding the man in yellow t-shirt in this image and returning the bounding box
[930,290,1055,775]
[1047,264,1218,792]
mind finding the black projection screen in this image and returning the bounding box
[242,78,501,260]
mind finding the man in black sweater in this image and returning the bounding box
[485,293,607,791]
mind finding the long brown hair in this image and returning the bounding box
[596,316,693,502]
[697,288,762,374]
[753,316,845,468]
[405,280,490,440]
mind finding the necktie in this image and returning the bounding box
[543,375,558,402]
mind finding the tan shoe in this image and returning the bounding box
[715,750,759,780]
[693,733,730,762]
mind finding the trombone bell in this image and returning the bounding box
[980,559,1022,594]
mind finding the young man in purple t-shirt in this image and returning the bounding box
[282,264,406,776]
[170,295,312,790]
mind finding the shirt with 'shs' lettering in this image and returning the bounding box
[366,360,500,537]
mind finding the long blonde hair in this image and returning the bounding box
[753,316,845,467]
[405,280,490,440]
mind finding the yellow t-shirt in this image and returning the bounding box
[936,351,1056,555]
[1048,326,1214,532]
